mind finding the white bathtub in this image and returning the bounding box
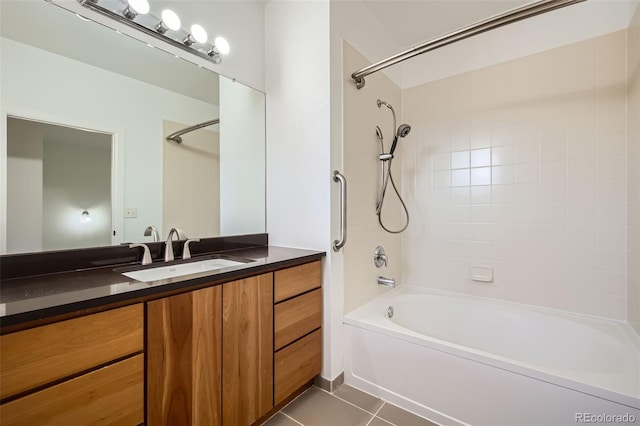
[344,286,640,426]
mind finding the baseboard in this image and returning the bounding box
[313,372,344,392]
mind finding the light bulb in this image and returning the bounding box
[214,36,230,55]
[123,0,149,19]
[161,9,181,31]
[81,210,91,223]
[190,24,208,44]
[128,0,149,15]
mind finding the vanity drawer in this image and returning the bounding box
[0,354,144,426]
[274,329,322,405]
[274,261,322,303]
[274,289,322,350]
[0,304,143,400]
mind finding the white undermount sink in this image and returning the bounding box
[122,258,248,282]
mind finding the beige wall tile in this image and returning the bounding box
[402,30,629,320]
[343,41,403,313]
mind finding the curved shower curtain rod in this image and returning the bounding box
[166,118,220,144]
[351,0,586,89]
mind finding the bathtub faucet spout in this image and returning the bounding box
[378,276,396,288]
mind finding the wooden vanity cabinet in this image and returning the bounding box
[222,273,274,425]
[146,273,274,426]
[273,261,322,405]
[144,259,323,426]
[0,257,323,426]
[0,304,144,426]
[147,286,222,426]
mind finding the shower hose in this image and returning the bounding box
[377,156,410,234]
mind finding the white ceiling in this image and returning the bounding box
[361,0,530,49]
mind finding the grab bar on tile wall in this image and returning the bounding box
[333,171,347,252]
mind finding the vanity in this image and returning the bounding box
[0,1,318,423]
[0,237,325,426]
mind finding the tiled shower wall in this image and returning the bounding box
[401,30,629,320]
[628,6,640,333]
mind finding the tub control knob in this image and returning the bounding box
[374,246,388,268]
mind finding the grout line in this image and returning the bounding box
[281,412,304,426]
[316,386,382,416]
[365,413,376,426]
[366,402,388,426]
[377,416,397,426]
[373,402,385,417]
[373,402,398,426]
[270,387,312,425]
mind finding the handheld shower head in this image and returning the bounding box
[397,124,411,138]
[375,125,384,141]
[389,123,411,156]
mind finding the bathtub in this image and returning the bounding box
[344,286,640,426]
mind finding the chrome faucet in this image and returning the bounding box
[164,228,185,262]
[144,225,160,242]
[129,243,152,265]
[182,238,200,260]
[378,276,396,288]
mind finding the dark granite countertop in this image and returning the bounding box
[0,245,325,330]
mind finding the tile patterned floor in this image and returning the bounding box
[262,385,438,426]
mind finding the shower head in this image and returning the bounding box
[389,123,411,156]
[377,99,397,138]
[375,125,384,141]
[397,124,411,138]
[377,99,393,110]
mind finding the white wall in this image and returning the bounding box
[219,76,266,235]
[1,37,217,247]
[42,138,112,250]
[7,117,112,252]
[6,118,43,253]
[265,0,338,379]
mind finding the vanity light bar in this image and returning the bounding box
[78,0,229,64]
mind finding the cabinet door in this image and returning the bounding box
[222,274,273,425]
[147,286,222,426]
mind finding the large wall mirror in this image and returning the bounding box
[0,0,266,254]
